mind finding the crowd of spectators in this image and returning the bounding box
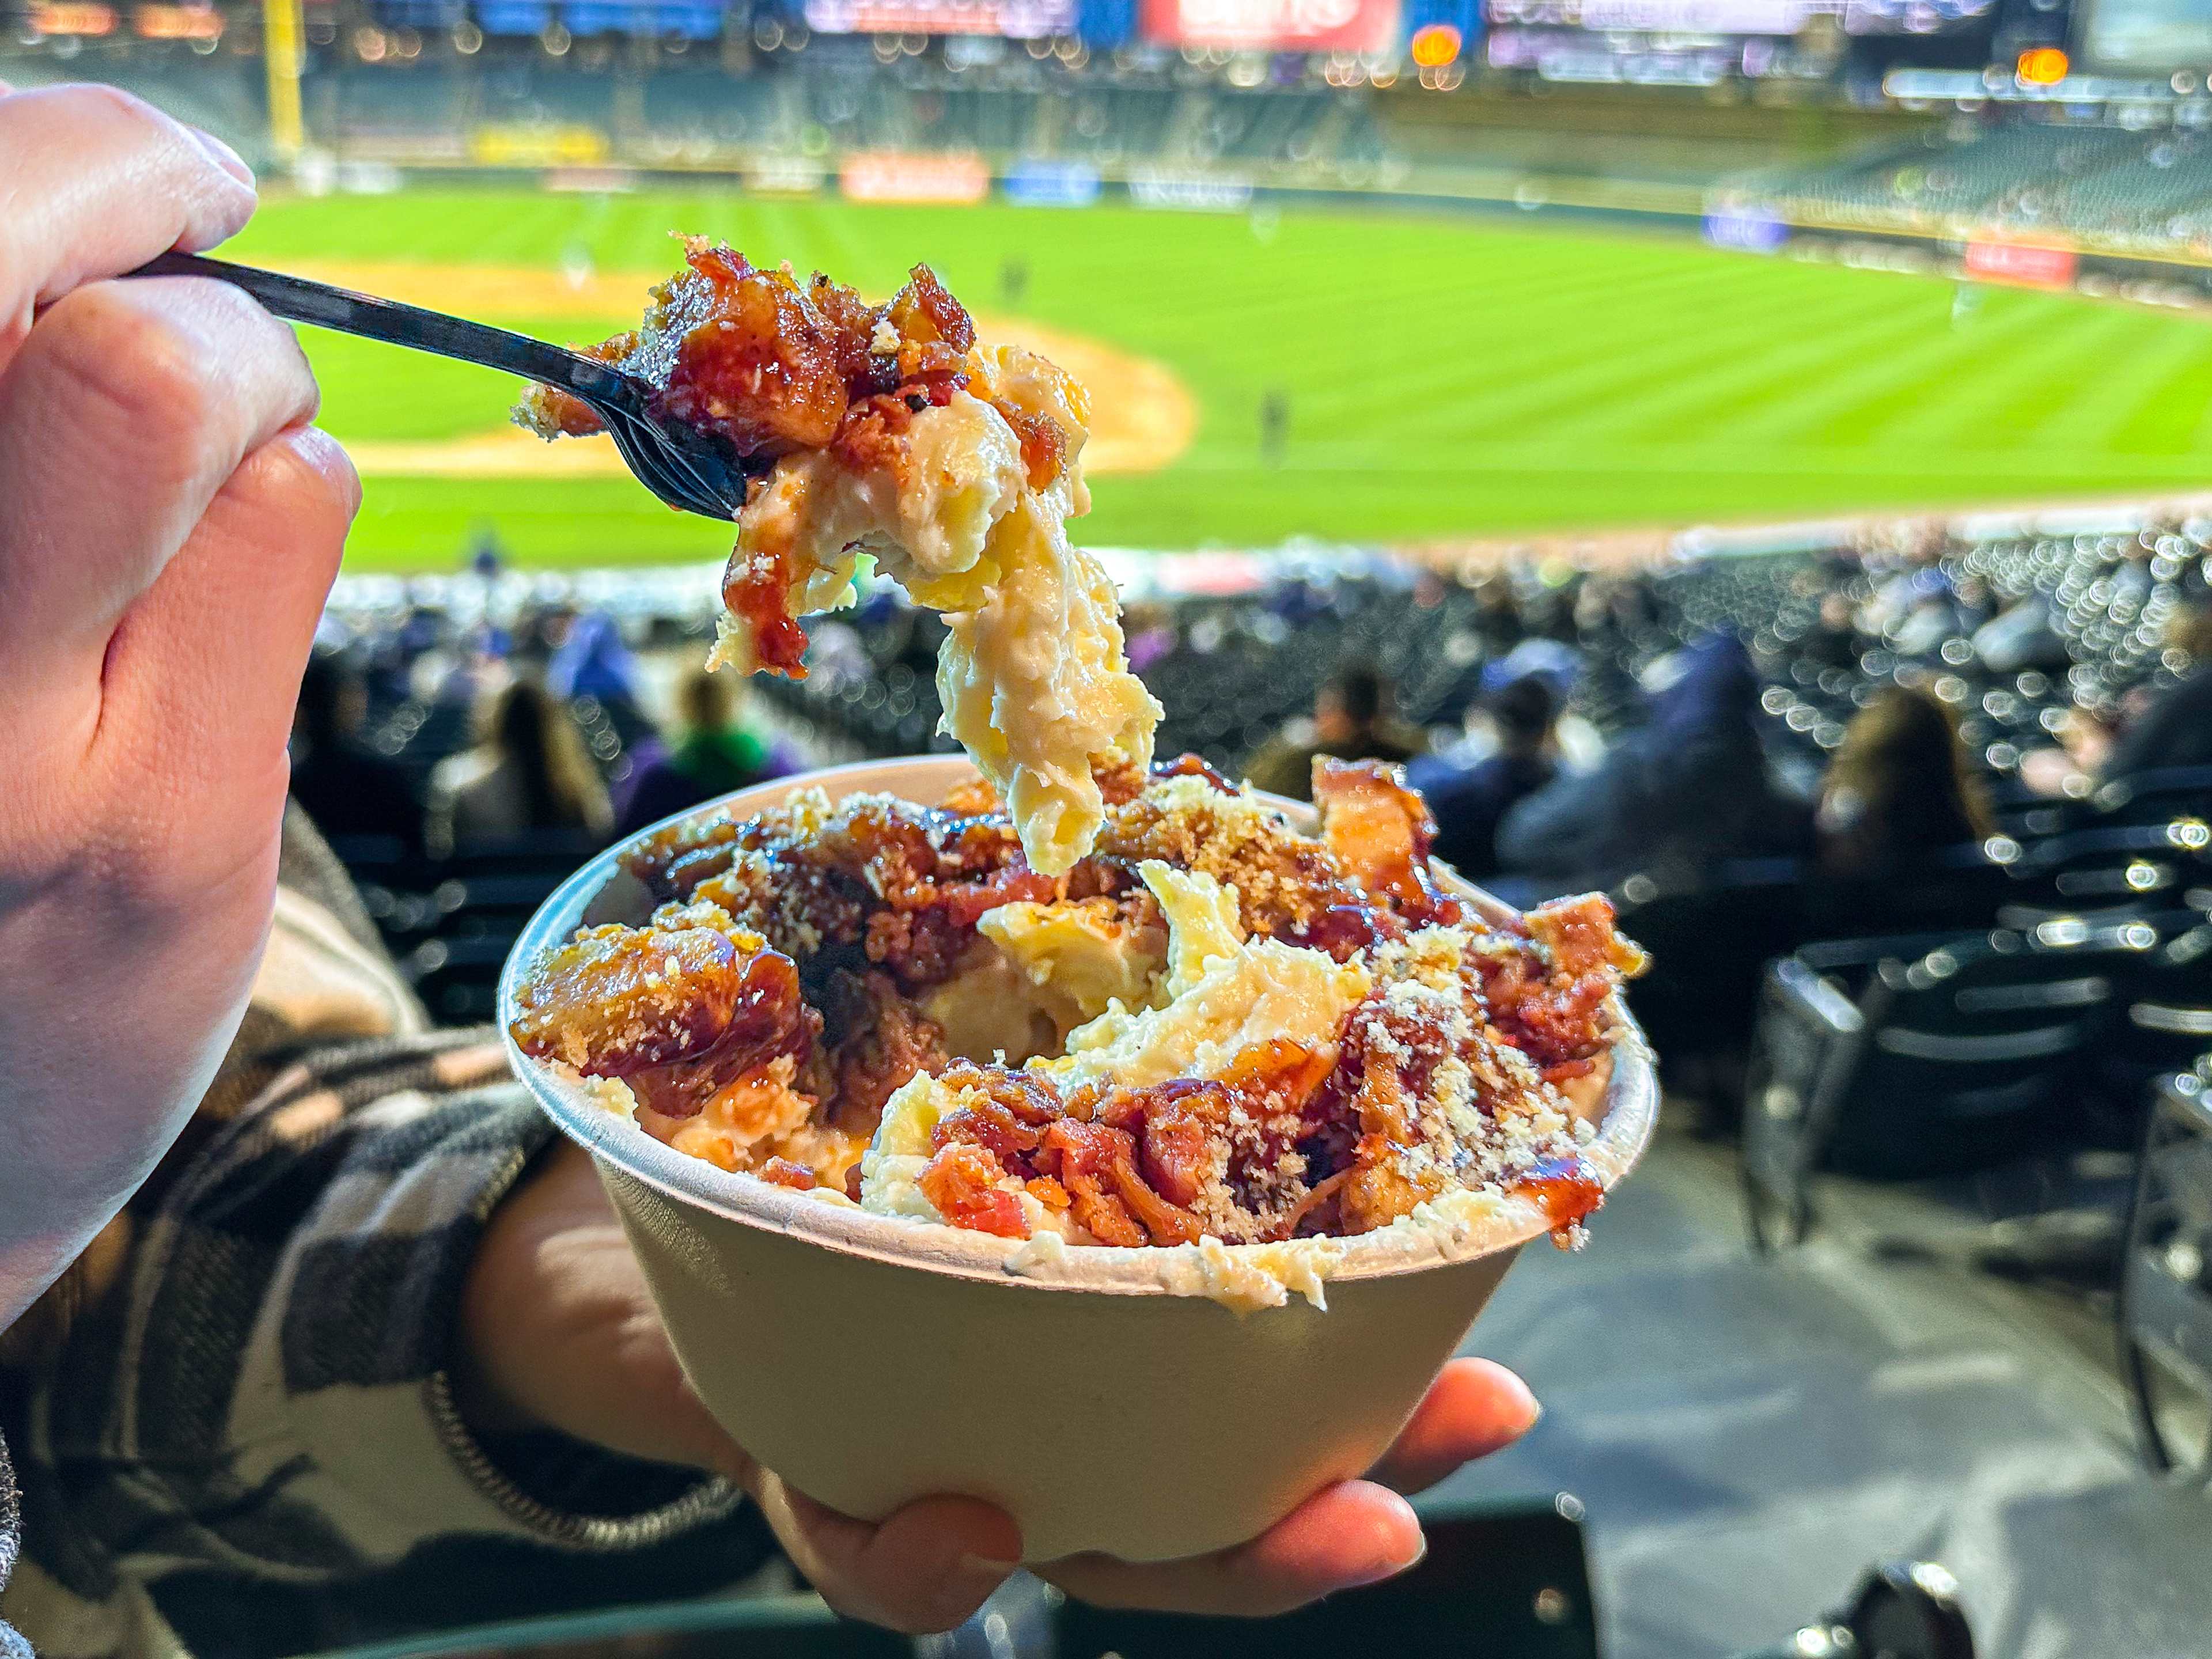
[296,602,797,865]
[297,509,2212,1062]
[1722,119,2212,261]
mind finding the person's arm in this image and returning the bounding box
[11,1014,1541,1645]
[2102,673,2212,782]
[4,1029,761,1644]
[1495,760,1618,879]
[0,82,358,1330]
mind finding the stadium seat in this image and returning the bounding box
[1995,821,2211,929]
[403,934,516,1026]
[2089,766,2212,830]
[2118,1060,2212,1476]
[1741,920,2155,1245]
[2106,920,2212,1099]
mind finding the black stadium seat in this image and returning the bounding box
[1995,820,2211,929]
[2119,1061,2212,1475]
[1743,921,2157,1246]
[2089,765,2212,830]
[2108,919,2212,1097]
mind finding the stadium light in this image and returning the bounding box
[1408,21,1460,66]
[2016,45,2066,85]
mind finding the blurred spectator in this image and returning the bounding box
[1123,602,1179,675]
[2021,702,2120,798]
[2020,599,2212,796]
[2101,597,2212,779]
[289,654,423,854]
[1891,574,1966,660]
[427,678,612,855]
[1971,592,2070,674]
[1245,665,1426,801]
[551,608,662,757]
[1802,590,1862,672]
[548,609,639,709]
[1408,673,1560,881]
[1497,634,1811,889]
[1424,640,1604,779]
[1815,687,1994,882]
[466,521,506,579]
[617,665,802,836]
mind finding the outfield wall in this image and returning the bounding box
[287,149,2212,321]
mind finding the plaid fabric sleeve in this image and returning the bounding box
[1,1428,28,1659]
[7,1030,743,1646]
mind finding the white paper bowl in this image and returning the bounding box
[498,756,1657,1564]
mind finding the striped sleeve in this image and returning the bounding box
[5,1032,749,1654]
[0,1427,29,1659]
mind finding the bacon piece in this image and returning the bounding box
[935,1096,1045,1166]
[760,1157,819,1191]
[653,243,850,455]
[509,925,745,1075]
[1312,757,1463,927]
[919,1142,1029,1238]
[619,949,818,1118]
[1472,894,1643,1081]
[1137,1104,1212,1209]
[887,263,975,353]
[989,397,1066,491]
[1034,1120,1147,1247]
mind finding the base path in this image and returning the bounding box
[291,260,1197,480]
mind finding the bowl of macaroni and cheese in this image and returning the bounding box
[498,246,1654,1563]
[499,753,1653,1563]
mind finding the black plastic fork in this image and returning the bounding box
[127,251,756,522]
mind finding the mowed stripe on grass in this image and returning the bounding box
[226,190,2212,570]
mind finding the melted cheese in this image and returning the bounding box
[715,346,1160,876]
[1045,864,1370,1092]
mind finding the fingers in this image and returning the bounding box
[1037,1363,1537,1621]
[0,84,257,365]
[0,275,323,703]
[747,1474,1022,1635]
[1041,1480,1423,1619]
[102,420,357,813]
[1368,1359,1541,1495]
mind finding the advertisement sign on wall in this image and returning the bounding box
[805,0,1074,33]
[1003,159,1103,207]
[841,151,991,204]
[748,156,827,195]
[1703,210,1789,253]
[1128,169,1255,211]
[1963,239,2078,290]
[1141,0,1398,52]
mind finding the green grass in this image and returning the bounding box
[226,188,2212,571]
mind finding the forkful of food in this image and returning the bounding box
[127,248,760,520]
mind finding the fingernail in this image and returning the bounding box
[1509,1375,1544,1431]
[191,127,255,188]
[1346,1537,1425,1590]
[953,1554,1021,1589]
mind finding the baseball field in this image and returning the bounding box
[225,187,2212,571]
